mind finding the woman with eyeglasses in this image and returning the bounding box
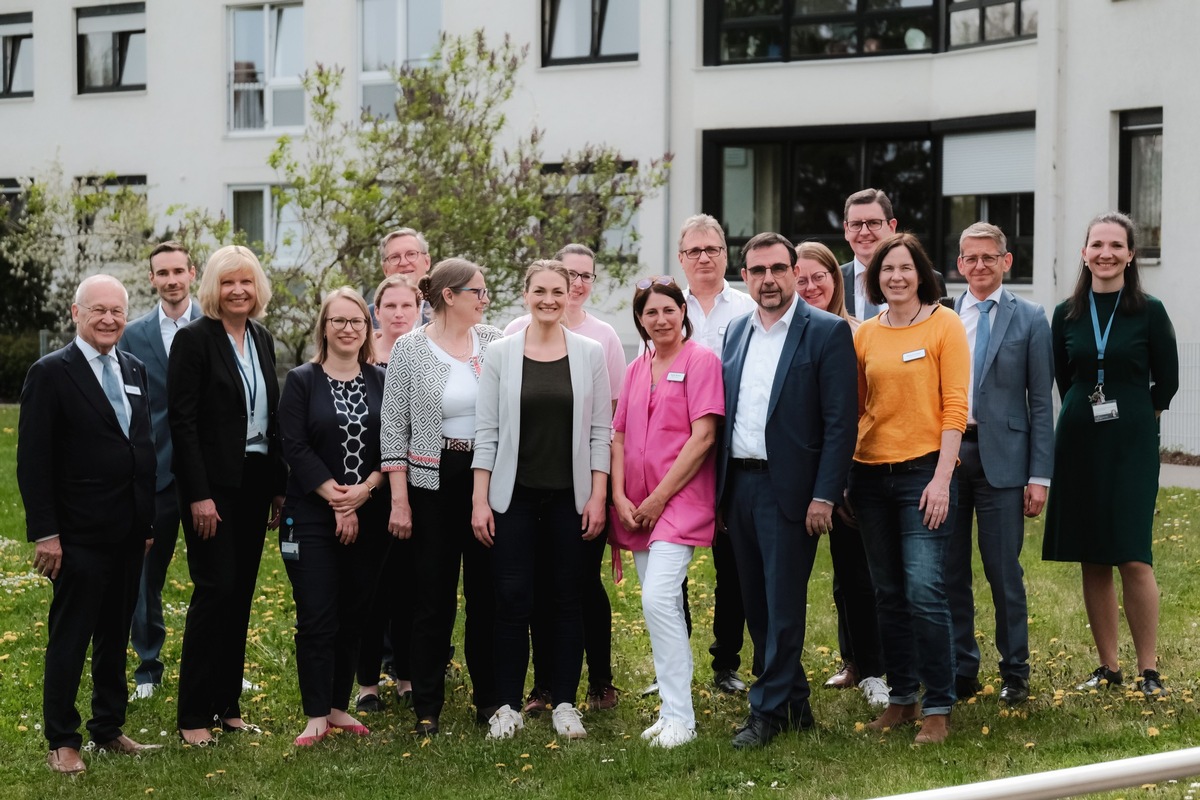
[794,242,889,710]
[277,288,388,746]
[846,233,969,745]
[381,258,501,736]
[608,275,722,748]
[472,260,611,741]
[503,243,625,716]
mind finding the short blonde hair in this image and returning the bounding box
[312,287,374,365]
[197,245,272,320]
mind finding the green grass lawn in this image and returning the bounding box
[0,403,1196,799]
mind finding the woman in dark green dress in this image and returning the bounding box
[1043,211,1178,698]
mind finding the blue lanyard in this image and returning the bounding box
[1088,288,1122,386]
[231,330,258,414]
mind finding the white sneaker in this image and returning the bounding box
[641,680,660,697]
[859,676,890,709]
[486,704,524,740]
[551,703,587,739]
[129,683,156,701]
[641,718,667,741]
[242,677,261,692]
[649,719,696,749]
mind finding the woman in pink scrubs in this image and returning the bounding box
[610,276,724,748]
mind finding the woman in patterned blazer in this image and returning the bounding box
[381,258,503,736]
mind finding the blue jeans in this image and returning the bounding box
[848,456,957,716]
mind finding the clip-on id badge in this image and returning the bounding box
[1090,385,1119,423]
[281,517,299,561]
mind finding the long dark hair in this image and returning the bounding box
[1065,211,1147,320]
[632,278,693,353]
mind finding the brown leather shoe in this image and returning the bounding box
[46,747,86,774]
[866,702,920,731]
[824,662,859,689]
[914,713,950,744]
[95,734,163,755]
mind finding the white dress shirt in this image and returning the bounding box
[157,298,192,356]
[730,294,801,460]
[75,335,132,422]
[853,258,887,320]
[685,280,758,356]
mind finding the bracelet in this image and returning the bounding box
[365,479,377,496]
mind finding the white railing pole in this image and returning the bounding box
[869,747,1200,800]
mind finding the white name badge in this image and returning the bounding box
[1092,400,1119,422]
[667,372,685,382]
[902,349,927,362]
[125,384,142,396]
[718,325,728,336]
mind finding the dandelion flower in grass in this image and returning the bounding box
[1148,727,1160,737]
[981,726,989,735]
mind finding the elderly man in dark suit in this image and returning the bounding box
[119,241,201,699]
[717,232,858,748]
[949,222,1054,706]
[18,274,161,774]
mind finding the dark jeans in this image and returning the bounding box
[176,454,272,730]
[282,512,389,718]
[407,450,496,719]
[849,457,958,716]
[44,537,144,750]
[947,440,1030,682]
[493,484,585,709]
[131,485,181,686]
[356,536,412,687]
[709,527,747,674]
[829,511,883,678]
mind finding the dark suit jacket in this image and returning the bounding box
[17,342,156,544]
[168,316,286,504]
[279,361,389,525]
[716,298,859,521]
[955,289,1055,488]
[119,302,202,491]
[842,260,949,319]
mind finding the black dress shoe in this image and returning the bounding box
[955,675,982,701]
[786,702,815,732]
[714,669,749,694]
[414,715,440,736]
[731,714,782,749]
[355,693,384,714]
[999,676,1030,706]
[1077,665,1123,691]
[1139,669,1168,698]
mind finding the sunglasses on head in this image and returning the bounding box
[635,276,676,290]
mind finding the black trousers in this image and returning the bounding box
[131,484,181,686]
[44,536,144,750]
[283,512,389,718]
[829,512,884,678]
[709,527,747,674]
[176,454,273,730]
[407,450,497,719]
[356,536,412,687]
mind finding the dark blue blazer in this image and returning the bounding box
[119,302,202,491]
[278,361,389,526]
[17,341,156,544]
[715,298,859,522]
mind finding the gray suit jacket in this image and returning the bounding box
[473,327,612,514]
[956,288,1055,488]
[119,302,202,491]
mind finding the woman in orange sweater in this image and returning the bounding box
[846,233,969,745]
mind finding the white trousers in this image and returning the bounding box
[633,540,696,728]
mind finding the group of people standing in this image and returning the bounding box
[18,189,1178,771]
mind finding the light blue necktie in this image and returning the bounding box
[973,299,996,413]
[100,354,130,437]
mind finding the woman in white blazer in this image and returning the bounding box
[472,261,611,741]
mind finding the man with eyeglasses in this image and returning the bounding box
[119,241,202,702]
[675,214,757,697]
[18,274,161,773]
[373,228,433,328]
[716,232,857,747]
[948,222,1053,707]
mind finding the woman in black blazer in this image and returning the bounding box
[279,287,389,746]
[168,246,286,746]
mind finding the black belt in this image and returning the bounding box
[854,451,939,474]
[962,425,978,442]
[731,457,768,473]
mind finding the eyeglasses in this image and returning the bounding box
[454,286,489,301]
[81,305,127,319]
[845,219,887,233]
[744,263,791,279]
[679,246,725,261]
[959,254,1006,267]
[567,270,596,284]
[383,250,427,266]
[795,271,831,289]
[327,316,368,331]
[636,276,676,290]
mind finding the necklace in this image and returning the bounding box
[431,326,472,360]
[886,305,923,327]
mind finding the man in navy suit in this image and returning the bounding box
[119,241,200,699]
[949,222,1054,706]
[717,232,858,748]
[18,275,161,773]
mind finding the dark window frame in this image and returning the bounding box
[76,3,146,94]
[542,0,638,67]
[946,0,1037,50]
[1118,107,1163,260]
[0,12,32,98]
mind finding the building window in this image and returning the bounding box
[947,0,1038,48]
[1,13,33,98]
[359,0,442,120]
[231,186,302,264]
[1119,108,1162,260]
[229,3,305,131]
[704,0,935,65]
[542,0,638,66]
[1,177,25,219]
[76,4,146,93]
